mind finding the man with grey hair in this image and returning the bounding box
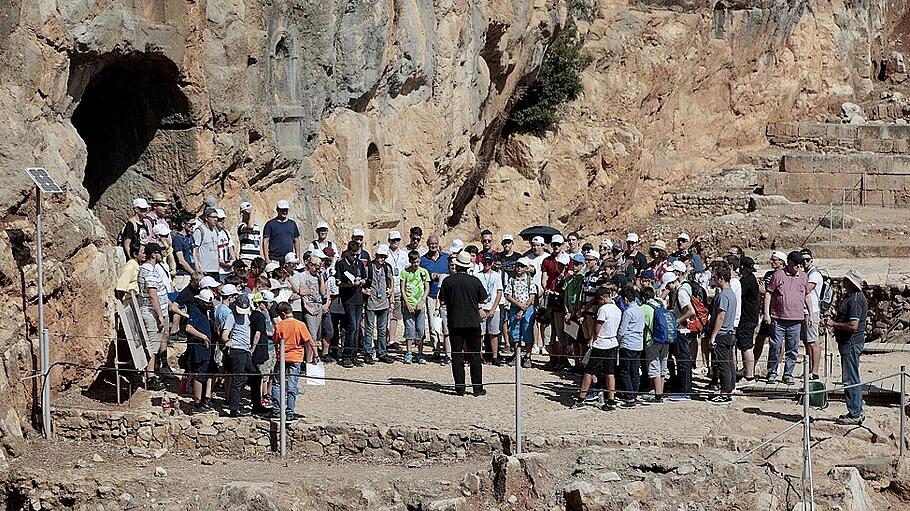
[138,242,170,391]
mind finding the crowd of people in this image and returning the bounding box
[113,194,870,425]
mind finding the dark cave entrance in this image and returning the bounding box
[70,53,192,207]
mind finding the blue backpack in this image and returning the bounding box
[645,301,677,345]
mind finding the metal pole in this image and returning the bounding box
[901,366,906,456]
[823,325,828,378]
[35,187,52,439]
[515,344,522,456]
[279,337,286,457]
[802,357,815,510]
[115,334,121,405]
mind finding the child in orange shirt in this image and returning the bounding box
[270,302,313,421]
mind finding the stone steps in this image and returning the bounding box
[758,170,910,206]
[781,152,910,175]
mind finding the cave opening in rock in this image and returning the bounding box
[70,53,192,208]
[367,142,383,204]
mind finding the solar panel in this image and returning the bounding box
[25,168,63,194]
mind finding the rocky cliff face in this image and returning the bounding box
[458,0,905,237]
[0,0,562,454]
[0,0,907,459]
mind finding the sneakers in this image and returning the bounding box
[707,395,733,405]
[340,358,354,368]
[352,357,364,367]
[667,394,691,401]
[601,400,617,411]
[531,346,541,355]
[766,375,779,384]
[810,373,820,381]
[416,355,428,365]
[251,405,271,416]
[584,390,602,402]
[521,358,532,369]
[403,352,413,364]
[145,377,165,391]
[473,389,487,397]
[380,355,394,364]
[363,354,375,365]
[322,354,337,364]
[540,347,549,356]
[641,394,663,405]
[835,414,864,425]
[157,364,179,381]
[619,400,636,409]
[261,397,271,408]
[194,402,215,414]
[491,358,502,367]
[440,356,451,366]
[570,398,586,409]
[782,376,794,385]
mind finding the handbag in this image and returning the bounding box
[306,361,326,386]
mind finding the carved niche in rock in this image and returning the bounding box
[269,27,305,159]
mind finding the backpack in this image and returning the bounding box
[680,282,710,334]
[645,301,677,344]
[810,268,834,313]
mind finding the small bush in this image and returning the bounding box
[505,18,591,134]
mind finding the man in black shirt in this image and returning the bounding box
[439,251,488,396]
[335,240,369,368]
[736,256,760,381]
[828,270,868,425]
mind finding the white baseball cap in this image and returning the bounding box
[388,230,402,240]
[132,198,150,209]
[285,252,300,264]
[551,234,565,244]
[585,250,601,260]
[449,239,465,253]
[239,201,252,212]
[276,200,290,210]
[502,234,514,242]
[626,232,640,243]
[671,260,687,273]
[153,224,171,236]
[220,284,239,296]
[215,208,226,219]
[316,220,330,231]
[375,244,390,256]
[352,228,365,238]
[197,289,215,303]
[517,257,532,267]
[771,250,787,262]
[601,238,613,248]
[661,273,678,285]
[199,276,220,289]
[677,232,691,242]
[556,253,570,265]
[531,236,544,245]
[264,261,280,273]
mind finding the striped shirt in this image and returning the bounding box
[238,222,261,261]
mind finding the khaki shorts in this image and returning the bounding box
[392,292,403,321]
[802,313,820,344]
[258,357,276,377]
[141,311,169,354]
[173,275,191,292]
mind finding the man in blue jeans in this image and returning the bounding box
[365,244,394,363]
[828,270,868,425]
[763,251,811,385]
[335,240,369,368]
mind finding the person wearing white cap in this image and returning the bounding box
[525,236,548,355]
[237,201,262,262]
[365,244,394,364]
[350,228,370,265]
[138,242,171,390]
[474,250,504,365]
[297,255,328,358]
[623,232,647,276]
[119,198,151,258]
[670,233,705,274]
[386,230,408,346]
[504,257,538,368]
[152,222,177,283]
[540,236,569,366]
[213,208,237,282]
[309,220,335,256]
[449,238,465,254]
[336,240,370,368]
[193,207,222,279]
[827,270,868,424]
[497,234,519,281]
[753,250,787,368]
[221,293,256,417]
[262,200,301,264]
[439,251,489,396]
[185,287,217,413]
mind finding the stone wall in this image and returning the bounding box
[52,408,506,460]
[767,122,910,154]
[655,193,752,218]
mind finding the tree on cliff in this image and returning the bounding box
[505,18,591,134]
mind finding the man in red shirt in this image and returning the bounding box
[763,251,811,384]
[541,235,568,368]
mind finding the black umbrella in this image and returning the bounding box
[518,225,562,243]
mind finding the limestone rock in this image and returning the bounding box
[218,482,280,511]
[830,467,875,511]
[842,103,866,124]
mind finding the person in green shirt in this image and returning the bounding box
[640,286,669,403]
[400,250,431,363]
